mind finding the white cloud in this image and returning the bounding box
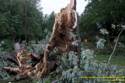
[39,0,88,15]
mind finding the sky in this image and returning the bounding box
[39,0,88,15]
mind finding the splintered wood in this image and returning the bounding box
[3,0,80,80]
[37,0,80,78]
[3,49,57,80]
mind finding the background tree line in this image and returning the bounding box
[0,0,55,42]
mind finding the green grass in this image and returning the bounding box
[95,54,125,66]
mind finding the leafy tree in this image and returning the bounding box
[0,0,44,41]
[80,0,125,44]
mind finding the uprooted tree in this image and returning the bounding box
[3,0,81,79]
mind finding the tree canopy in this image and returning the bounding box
[80,0,125,43]
[0,0,55,42]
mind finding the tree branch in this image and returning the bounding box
[107,29,124,64]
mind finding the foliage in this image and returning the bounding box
[0,0,55,42]
[80,0,125,44]
[96,38,106,49]
[0,0,125,82]
[37,49,125,83]
[0,39,14,51]
[0,42,125,83]
[0,0,55,52]
[0,52,11,80]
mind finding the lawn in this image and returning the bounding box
[95,54,125,66]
